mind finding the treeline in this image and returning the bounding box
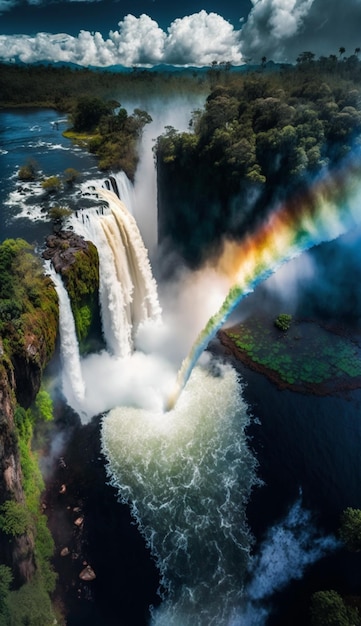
[0,62,209,110]
[156,54,361,266]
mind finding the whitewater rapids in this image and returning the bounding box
[101,364,259,626]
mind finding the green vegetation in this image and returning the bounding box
[0,501,31,536]
[64,167,79,185]
[67,96,152,179]
[339,507,361,551]
[156,55,361,266]
[274,313,293,331]
[0,239,58,369]
[47,205,72,229]
[0,62,209,111]
[0,398,59,625]
[0,239,59,622]
[62,243,100,350]
[0,565,13,624]
[224,315,361,389]
[18,159,38,182]
[310,590,359,626]
[41,175,62,193]
[34,388,54,423]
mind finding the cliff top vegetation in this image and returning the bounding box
[155,53,361,265]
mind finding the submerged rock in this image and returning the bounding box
[79,565,96,581]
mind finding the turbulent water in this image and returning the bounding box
[102,365,258,626]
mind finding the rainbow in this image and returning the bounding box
[167,150,361,410]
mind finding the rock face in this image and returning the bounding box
[43,230,101,353]
[42,230,92,275]
[0,354,36,584]
[0,240,59,585]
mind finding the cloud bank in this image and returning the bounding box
[0,0,360,66]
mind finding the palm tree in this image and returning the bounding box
[355,47,360,56]
[339,46,346,58]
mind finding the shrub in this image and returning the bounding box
[0,500,32,536]
[34,389,53,422]
[339,507,361,551]
[274,313,293,331]
[310,589,359,625]
[41,175,61,193]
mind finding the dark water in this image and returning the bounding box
[2,108,361,625]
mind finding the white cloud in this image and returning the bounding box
[110,14,166,66]
[0,11,243,66]
[164,10,242,65]
[240,0,315,61]
[240,0,361,62]
[1,1,361,66]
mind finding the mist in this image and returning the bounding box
[235,496,340,626]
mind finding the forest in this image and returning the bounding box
[156,53,361,265]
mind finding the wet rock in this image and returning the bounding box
[79,565,96,581]
[60,547,70,557]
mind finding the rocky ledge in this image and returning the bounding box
[42,230,89,275]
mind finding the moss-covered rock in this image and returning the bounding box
[43,230,101,353]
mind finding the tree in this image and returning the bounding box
[297,51,315,64]
[41,175,61,193]
[310,590,359,626]
[47,205,72,230]
[339,507,361,551]
[71,96,112,132]
[18,158,38,181]
[339,46,346,58]
[64,167,79,185]
[355,47,360,56]
[274,313,292,331]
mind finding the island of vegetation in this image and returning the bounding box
[218,313,361,395]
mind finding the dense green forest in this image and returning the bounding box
[156,54,361,266]
[0,62,210,109]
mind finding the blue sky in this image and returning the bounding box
[0,0,252,35]
[0,0,360,67]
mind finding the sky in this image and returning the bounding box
[0,0,360,67]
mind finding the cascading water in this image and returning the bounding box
[69,186,161,357]
[45,262,86,403]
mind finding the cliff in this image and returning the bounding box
[43,230,101,353]
[0,239,59,585]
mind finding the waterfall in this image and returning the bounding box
[81,170,135,214]
[44,262,86,403]
[69,184,161,357]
